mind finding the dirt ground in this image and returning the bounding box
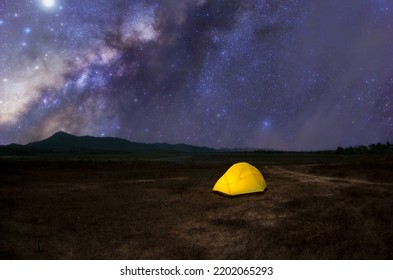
[0,152,392,259]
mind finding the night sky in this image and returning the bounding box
[0,0,392,150]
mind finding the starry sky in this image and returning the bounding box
[0,0,392,150]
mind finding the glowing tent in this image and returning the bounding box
[212,162,267,196]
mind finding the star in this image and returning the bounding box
[42,0,56,9]
[262,120,272,129]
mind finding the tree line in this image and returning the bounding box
[336,142,392,154]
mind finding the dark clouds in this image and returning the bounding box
[0,0,392,150]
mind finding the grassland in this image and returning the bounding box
[0,152,392,259]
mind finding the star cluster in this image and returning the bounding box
[0,0,392,150]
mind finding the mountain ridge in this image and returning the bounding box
[1,131,216,154]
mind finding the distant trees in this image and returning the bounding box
[336,142,393,154]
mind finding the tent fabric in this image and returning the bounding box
[212,162,267,196]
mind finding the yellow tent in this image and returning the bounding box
[212,162,267,196]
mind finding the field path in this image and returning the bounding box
[268,166,393,187]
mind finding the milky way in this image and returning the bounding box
[0,0,392,150]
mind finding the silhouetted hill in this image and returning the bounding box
[218,147,278,152]
[18,131,216,153]
[0,143,31,155]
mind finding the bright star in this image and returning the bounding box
[42,0,56,9]
[261,119,272,130]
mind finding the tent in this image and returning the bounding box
[212,162,267,196]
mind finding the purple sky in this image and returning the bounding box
[0,0,392,150]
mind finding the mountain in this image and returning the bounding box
[0,143,31,155]
[218,147,277,152]
[16,131,216,153]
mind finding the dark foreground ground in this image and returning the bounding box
[1,152,392,259]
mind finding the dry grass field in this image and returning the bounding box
[0,152,392,259]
